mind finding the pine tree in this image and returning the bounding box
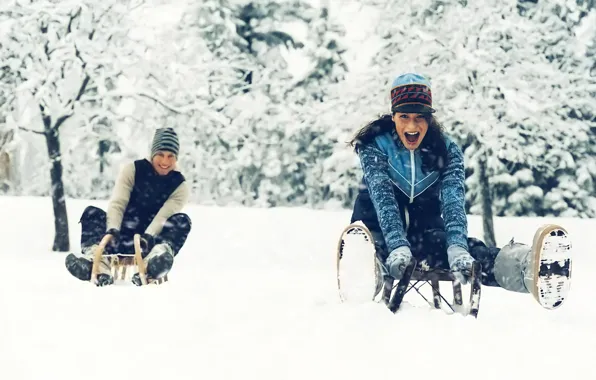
[290,0,349,103]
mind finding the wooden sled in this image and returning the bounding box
[90,233,168,286]
[382,260,482,318]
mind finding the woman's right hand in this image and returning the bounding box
[386,246,414,280]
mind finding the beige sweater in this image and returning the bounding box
[106,160,190,236]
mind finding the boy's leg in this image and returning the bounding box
[65,206,113,285]
[133,213,192,284]
[155,213,192,256]
[80,206,108,252]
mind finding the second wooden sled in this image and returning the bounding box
[90,233,168,286]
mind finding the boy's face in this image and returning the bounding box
[152,151,177,175]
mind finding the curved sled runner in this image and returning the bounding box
[336,222,481,318]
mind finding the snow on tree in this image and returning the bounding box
[1,0,594,218]
[324,0,596,217]
[0,0,161,251]
[288,0,349,103]
[169,0,350,207]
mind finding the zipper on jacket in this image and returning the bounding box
[409,150,415,203]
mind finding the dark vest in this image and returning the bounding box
[120,159,185,235]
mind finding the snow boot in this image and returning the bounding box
[65,245,114,286]
[131,242,174,286]
[493,224,572,309]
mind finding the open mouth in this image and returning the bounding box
[404,131,420,144]
[159,165,170,170]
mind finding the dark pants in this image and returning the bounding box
[79,206,191,256]
[369,227,501,287]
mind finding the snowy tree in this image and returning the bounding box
[1,0,594,218]
[0,0,153,251]
[403,1,590,218]
[435,0,596,217]
[172,0,347,206]
[304,0,596,217]
[353,0,596,218]
[289,0,349,103]
[0,129,14,193]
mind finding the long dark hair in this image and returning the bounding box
[349,113,449,173]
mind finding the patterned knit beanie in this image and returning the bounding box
[390,73,436,114]
[150,128,179,158]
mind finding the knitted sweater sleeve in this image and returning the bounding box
[106,162,135,232]
[357,143,409,252]
[440,140,469,250]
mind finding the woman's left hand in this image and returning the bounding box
[447,246,476,284]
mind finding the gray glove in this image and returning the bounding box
[447,245,475,285]
[386,246,413,280]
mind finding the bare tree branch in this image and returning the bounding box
[18,126,46,135]
[82,90,190,114]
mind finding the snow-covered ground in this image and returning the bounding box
[0,196,594,380]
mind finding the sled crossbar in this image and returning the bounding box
[409,268,463,311]
[108,254,168,285]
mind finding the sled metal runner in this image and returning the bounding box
[335,222,481,317]
[383,261,482,318]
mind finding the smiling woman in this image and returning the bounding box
[343,73,573,310]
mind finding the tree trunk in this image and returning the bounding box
[99,140,109,174]
[45,126,70,252]
[478,153,496,247]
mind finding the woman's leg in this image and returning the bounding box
[409,228,449,269]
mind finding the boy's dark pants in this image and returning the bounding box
[79,206,191,256]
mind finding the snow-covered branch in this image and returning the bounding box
[18,126,46,135]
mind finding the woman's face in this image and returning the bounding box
[392,112,429,150]
[152,151,177,175]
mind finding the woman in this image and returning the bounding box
[348,73,572,309]
[65,127,192,286]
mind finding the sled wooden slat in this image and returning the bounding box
[107,254,168,285]
[90,234,112,285]
[133,234,148,285]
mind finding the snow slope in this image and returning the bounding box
[0,196,594,380]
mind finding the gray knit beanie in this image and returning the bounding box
[150,128,179,158]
